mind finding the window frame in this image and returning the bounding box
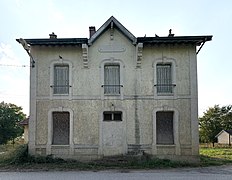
[103,111,123,121]
[47,108,74,155]
[100,58,124,100]
[103,64,121,95]
[52,111,70,145]
[50,59,72,99]
[156,63,173,94]
[153,107,180,150]
[156,111,174,145]
[53,64,70,95]
[153,58,176,99]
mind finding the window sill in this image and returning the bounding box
[103,94,122,99]
[103,120,122,122]
[157,93,174,96]
[104,94,121,96]
[156,144,175,148]
[53,94,69,96]
[154,93,176,100]
[51,145,70,147]
[50,94,71,100]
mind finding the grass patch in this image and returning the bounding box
[200,147,232,166]
[0,144,192,170]
[1,144,232,171]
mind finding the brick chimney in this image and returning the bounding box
[89,26,96,38]
[49,32,57,39]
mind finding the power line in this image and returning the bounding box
[0,64,30,67]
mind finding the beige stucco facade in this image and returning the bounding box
[18,17,212,162]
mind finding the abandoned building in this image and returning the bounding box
[17,16,212,162]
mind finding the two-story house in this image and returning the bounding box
[17,16,212,162]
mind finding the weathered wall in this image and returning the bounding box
[29,28,198,161]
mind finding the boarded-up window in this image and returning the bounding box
[52,112,70,145]
[156,64,172,93]
[103,111,122,121]
[54,65,69,94]
[156,111,174,144]
[104,65,120,94]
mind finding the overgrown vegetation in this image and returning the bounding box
[0,144,192,170]
[1,144,232,171]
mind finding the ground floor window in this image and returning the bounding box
[103,111,122,121]
[52,112,70,145]
[156,111,174,144]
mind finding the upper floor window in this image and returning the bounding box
[53,65,69,94]
[104,64,120,95]
[156,64,173,94]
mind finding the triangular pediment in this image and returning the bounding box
[88,16,136,45]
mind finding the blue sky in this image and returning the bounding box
[0,0,231,116]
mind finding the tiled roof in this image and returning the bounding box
[137,36,212,46]
[225,130,232,136]
[16,38,88,46]
[19,117,29,126]
[16,16,212,46]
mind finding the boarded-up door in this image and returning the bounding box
[52,112,70,145]
[102,111,126,156]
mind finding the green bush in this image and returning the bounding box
[9,144,31,164]
[5,144,65,165]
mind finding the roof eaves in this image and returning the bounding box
[215,129,232,137]
[19,118,29,126]
[215,130,224,138]
[16,38,88,46]
[225,130,232,136]
[137,36,212,45]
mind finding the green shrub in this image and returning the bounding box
[5,144,65,165]
[9,144,31,164]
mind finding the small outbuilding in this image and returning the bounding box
[19,117,29,143]
[215,130,232,145]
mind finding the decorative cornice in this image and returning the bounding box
[82,44,88,68]
[136,43,143,68]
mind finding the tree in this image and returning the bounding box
[199,105,232,145]
[0,102,26,144]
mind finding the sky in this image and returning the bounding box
[0,0,231,116]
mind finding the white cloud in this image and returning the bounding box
[0,43,21,65]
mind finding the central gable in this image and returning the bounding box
[88,16,136,45]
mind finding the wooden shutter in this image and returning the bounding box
[157,64,172,93]
[104,65,120,94]
[54,65,69,94]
